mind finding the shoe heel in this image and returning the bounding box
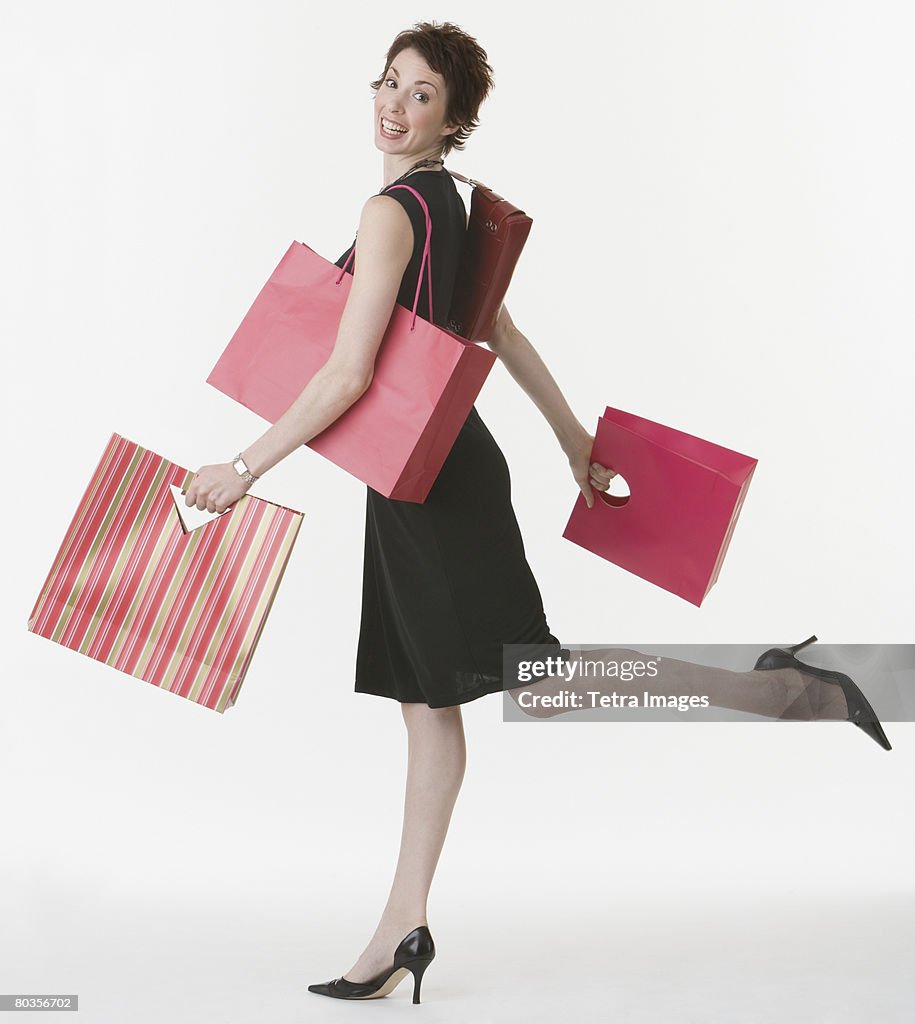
[751,635,892,751]
[407,958,433,1004]
[787,634,818,655]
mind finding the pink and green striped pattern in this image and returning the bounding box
[27,432,304,712]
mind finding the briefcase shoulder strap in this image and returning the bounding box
[447,168,507,204]
[447,167,485,188]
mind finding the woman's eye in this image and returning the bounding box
[383,79,427,103]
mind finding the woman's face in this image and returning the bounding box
[374,46,457,156]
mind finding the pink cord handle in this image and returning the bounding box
[334,184,434,331]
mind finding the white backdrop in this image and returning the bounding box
[3,2,913,1021]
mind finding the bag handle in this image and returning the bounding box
[447,168,507,203]
[446,167,486,189]
[334,183,434,332]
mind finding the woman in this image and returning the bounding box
[184,21,892,1005]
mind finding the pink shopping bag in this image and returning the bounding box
[562,407,757,606]
[27,432,304,712]
[206,184,496,503]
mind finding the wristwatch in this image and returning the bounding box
[232,453,259,485]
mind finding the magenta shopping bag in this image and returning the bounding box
[206,184,496,503]
[562,406,758,606]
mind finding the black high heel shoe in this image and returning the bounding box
[307,925,435,1004]
[754,634,892,751]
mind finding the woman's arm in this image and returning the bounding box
[486,303,616,508]
[184,195,413,513]
[238,195,414,478]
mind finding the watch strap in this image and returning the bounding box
[232,453,259,484]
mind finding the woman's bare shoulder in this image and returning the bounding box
[352,194,413,262]
[358,193,412,232]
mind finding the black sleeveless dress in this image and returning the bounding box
[334,168,565,707]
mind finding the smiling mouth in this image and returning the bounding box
[380,116,408,136]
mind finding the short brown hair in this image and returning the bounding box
[370,21,495,158]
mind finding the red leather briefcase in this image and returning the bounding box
[446,169,533,344]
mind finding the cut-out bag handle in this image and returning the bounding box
[334,183,433,331]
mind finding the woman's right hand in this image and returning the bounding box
[565,429,617,509]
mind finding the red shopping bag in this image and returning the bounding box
[562,407,757,606]
[26,432,304,712]
[206,184,497,503]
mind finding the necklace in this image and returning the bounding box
[344,157,445,259]
[384,157,445,190]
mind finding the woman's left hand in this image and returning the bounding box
[565,430,617,509]
[183,463,251,514]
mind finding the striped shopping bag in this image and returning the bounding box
[26,432,304,712]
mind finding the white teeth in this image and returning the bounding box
[382,118,407,133]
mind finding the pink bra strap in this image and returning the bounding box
[334,183,434,330]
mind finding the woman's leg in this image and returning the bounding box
[509,646,849,721]
[342,701,466,983]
